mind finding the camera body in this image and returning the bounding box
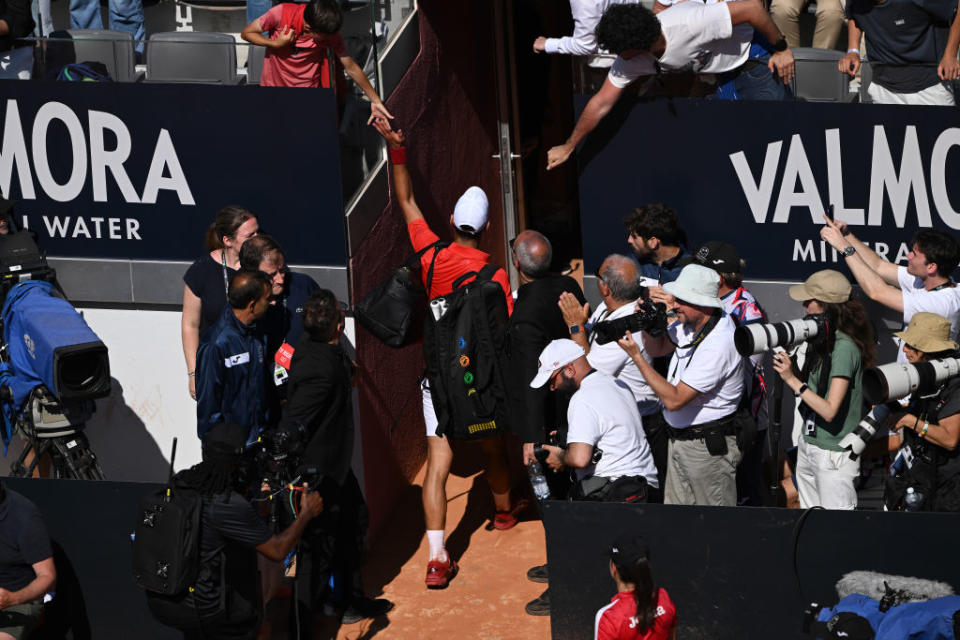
[734,313,830,357]
[593,299,668,345]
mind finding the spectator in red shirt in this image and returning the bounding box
[240,0,392,123]
[373,119,522,590]
[595,533,677,640]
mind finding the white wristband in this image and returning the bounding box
[847,48,861,56]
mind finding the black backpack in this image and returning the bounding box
[355,241,445,348]
[423,264,509,440]
[132,440,203,596]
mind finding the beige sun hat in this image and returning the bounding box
[894,312,959,353]
[789,269,851,304]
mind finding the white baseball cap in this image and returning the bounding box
[530,339,585,388]
[453,186,489,235]
[663,264,723,309]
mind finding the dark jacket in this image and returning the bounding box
[506,275,586,443]
[0,0,34,52]
[195,306,267,444]
[282,335,354,487]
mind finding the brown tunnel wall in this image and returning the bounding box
[351,0,509,538]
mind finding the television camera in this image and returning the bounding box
[0,232,111,479]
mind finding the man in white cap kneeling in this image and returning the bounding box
[531,339,659,501]
[617,264,745,506]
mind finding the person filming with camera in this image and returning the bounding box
[617,264,746,506]
[884,313,960,512]
[771,270,875,510]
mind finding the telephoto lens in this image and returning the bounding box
[734,316,824,356]
[863,357,960,404]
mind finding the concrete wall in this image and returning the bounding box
[0,306,363,488]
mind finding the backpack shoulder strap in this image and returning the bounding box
[477,264,500,281]
[281,3,306,34]
[406,241,447,294]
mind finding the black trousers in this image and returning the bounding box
[289,470,369,638]
[148,590,260,640]
[642,411,669,500]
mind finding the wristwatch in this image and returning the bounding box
[772,36,788,52]
[842,246,856,257]
[569,324,582,335]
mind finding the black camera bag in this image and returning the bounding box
[423,264,509,440]
[355,241,445,348]
[132,473,203,596]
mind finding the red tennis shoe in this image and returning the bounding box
[493,497,530,530]
[425,557,458,589]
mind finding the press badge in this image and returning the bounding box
[803,415,817,438]
[274,364,289,386]
[274,342,294,370]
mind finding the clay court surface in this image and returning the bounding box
[269,463,553,640]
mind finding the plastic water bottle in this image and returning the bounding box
[528,461,551,501]
[904,487,924,512]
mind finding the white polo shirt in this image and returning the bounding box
[567,371,659,487]
[585,301,659,415]
[663,313,744,428]
[897,266,960,362]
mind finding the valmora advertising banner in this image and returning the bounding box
[0,81,345,265]
[576,96,960,280]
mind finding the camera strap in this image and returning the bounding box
[669,311,721,380]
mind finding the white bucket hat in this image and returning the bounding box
[663,264,723,309]
[529,339,585,388]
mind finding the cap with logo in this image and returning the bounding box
[693,241,742,275]
[453,186,489,236]
[529,339,585,388]
[609,532,650,571]
[788,269,851,304]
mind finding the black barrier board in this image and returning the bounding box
[4,478,176,638]
[544,501,960,640]
[0,81,345,266]
[576,97,960,280]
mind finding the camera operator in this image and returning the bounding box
[147,422,323,640]
[617,264,745,506]
[279,289,391,628]
[885,313,960,512]
[559,254,665,486]
[530,340,659,502]
[820,218,960,362]
[771,270,875,510]
[0,482,55,640]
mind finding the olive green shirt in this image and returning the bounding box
[801,331,864,452]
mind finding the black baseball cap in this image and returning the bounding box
[609,532,649,570]
[203,422,247,454]
[694,241,742,274]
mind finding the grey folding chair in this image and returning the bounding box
[48,29,138,82]
[146,32,241,84]
[789,47,850,102]
[247,43,265,85]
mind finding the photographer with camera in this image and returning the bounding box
[617,264,745,506]
[278,288,391,628]
[530,340,659,502]
[883,313,960,511]
[560,254,665,485]
[147,422,323,640]
[770,270,875,510]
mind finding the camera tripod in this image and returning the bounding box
[7,387,104,480]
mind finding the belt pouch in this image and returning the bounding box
[703,426,728,456]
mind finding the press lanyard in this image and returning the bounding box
[220,250,230,299]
